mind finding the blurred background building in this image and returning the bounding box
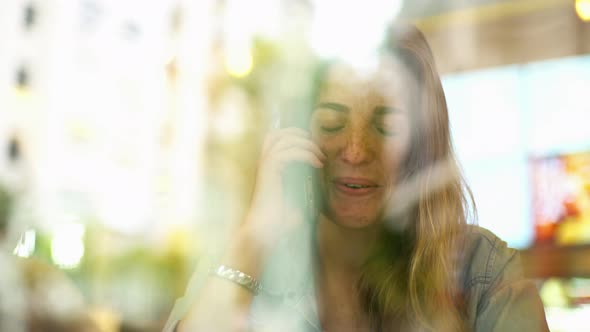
[0,0,589,331]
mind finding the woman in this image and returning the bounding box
[165,24,549,332]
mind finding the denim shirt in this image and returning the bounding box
[163,225,549,332]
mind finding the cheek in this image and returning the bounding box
[382,139,410,180]
[311,133,341,157]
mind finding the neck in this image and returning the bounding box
[315,213,381,277]
[314,214,379,331]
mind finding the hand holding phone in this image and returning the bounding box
[242,127,324,252]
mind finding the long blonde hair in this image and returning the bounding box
[356,24,476,331]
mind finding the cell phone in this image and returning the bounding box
[279,102,319,224]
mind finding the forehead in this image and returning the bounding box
[318,56,415,106]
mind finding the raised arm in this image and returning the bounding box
[166,128,325,332]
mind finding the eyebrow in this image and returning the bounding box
[374,106,403,115]
[315,102,349,113]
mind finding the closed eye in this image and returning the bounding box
[376,126,398,136]
[321,125,344,133]
[374,106,402,137]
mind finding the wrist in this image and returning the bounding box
[220,226,267,280]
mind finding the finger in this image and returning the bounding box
[263,127,310,151]
[268,136,326,161]
[275,148,324,168]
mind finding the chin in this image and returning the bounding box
[317,186,386,230]
[322,203,383,230]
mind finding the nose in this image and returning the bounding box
[340,130,373,165]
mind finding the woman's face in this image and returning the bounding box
[311,57,414,229]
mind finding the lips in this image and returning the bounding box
[333,177,380,196]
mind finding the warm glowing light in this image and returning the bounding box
[576,0,590,21]
[225,47,253,78]
[310,0,403,66]
[222,0,256,77]
[13,229,36,258]
[51,222,85,269]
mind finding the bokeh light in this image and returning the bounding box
[50,222,85,269]
[224,45,253,78]
[576,0,590,21]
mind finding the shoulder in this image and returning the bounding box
[460,228,550,331]
[461,225,521,290]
